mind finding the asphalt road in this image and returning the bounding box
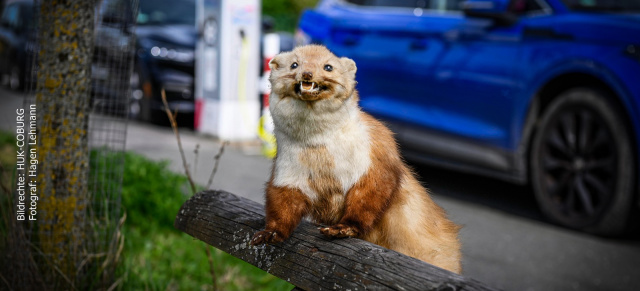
[2,86,639,291]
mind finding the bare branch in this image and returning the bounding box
[161,89,218,288]
[206,141,228,190]
[160,88,197,194]
[193,144,200,176]
[204,245,218,291]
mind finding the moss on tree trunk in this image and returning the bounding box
[35,0,94,287]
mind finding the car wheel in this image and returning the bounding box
[531,87,636,236]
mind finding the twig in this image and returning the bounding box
[160,88,197,194]
[26,240,77,291]
[113,220,125,270]
[75,252,107,277]
[0,273,14,291]
[161,88,218,290]
[106,277,123,291]
[206,141,228,190]
[193,144,200,175]
[204,245,218,291]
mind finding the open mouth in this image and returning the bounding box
[300,81,318,92]
[293,81,329,98]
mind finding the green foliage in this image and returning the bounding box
[118,152,293,290]
[262,0,319,32]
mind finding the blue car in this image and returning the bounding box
[297,0,640,235]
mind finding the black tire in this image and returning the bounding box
[531,87,636,236]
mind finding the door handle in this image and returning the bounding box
[341,36,358,46]
[523,27,573,40]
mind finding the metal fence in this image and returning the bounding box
[2,0,139,289]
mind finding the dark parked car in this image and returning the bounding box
[0,0,34,90]
[92,0,137,116]
[130,0,197,124]
[0,0,136,114]
[298,0,640,235]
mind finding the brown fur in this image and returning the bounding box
[251,45,462,273]
[251,183,311,245]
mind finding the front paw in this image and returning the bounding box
[319,224,359,238]
[251,230,285,245]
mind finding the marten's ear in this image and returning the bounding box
[269,52,290,71]
[340,57,357,78]
[268,55,281,70]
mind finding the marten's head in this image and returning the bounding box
[269,45,357,102]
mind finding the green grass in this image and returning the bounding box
[0,131,16,237]
[0,130,290,290]
[0,131,15,177]
[117,151,293,290]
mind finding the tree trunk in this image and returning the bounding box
[35,0,95,288]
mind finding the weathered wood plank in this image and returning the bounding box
[175,190,500,291]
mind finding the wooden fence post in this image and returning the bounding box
[175,190,500,291]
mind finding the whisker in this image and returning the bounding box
[282,74,297,79]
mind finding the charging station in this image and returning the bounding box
[195,0,261,140]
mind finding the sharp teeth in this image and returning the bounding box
[299,81,318,92]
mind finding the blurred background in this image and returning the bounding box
[1,0,640,290]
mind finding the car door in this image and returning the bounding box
[320,2,439,116]
[430,19,519,149]
[428,0,551,151]
[319,1,466,131]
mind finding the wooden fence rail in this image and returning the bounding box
[174,190,500,291]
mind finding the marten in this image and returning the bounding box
[251,45,462,274]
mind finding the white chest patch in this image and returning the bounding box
[270,94,371,200]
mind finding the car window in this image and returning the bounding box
[344,0,465,11]
[99,0,136,26]
[508,0,549,16]
[137,0,195,26]
[561,0,640,12]
[0,4,19,28]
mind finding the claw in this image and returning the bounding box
[319,224,359,238]
[251,230,284,245]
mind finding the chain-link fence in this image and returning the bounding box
[1,0,138,289]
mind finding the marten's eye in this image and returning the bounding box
[324,64,333,72]
[290,62,298,69]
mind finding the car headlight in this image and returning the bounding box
[150,46,194,63]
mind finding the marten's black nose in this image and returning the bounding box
[302,71,313,80]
